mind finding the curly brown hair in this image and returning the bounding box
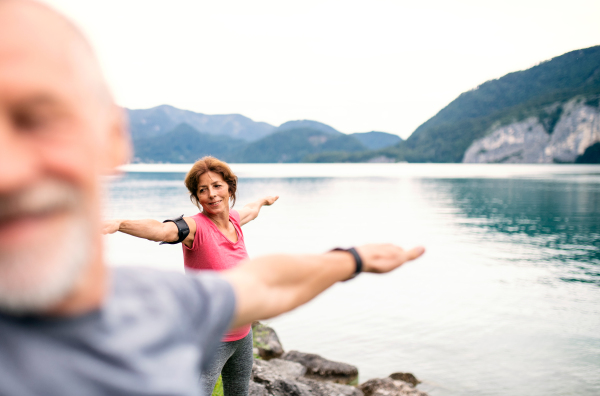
[184,156,238,209]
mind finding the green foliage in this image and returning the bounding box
[133,123,245,163]
[399,45,600,162]
[334,45,600,163]
[252,323,268,358]
[211,376,223,396]
[132,46,600,164]
[585,96,600,108]
[232,128,367,163]
[131,118,403,164]
[350,132,402,150]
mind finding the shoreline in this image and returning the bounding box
[243,322,429,396]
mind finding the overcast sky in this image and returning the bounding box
[43,0,600,138]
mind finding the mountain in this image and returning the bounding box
[133,123,246,163]
[397,45,600,162]
[128,110,402,163]
[127,105,275,142]
[405,46,600,162]
[276,120,342,136]
[350,132,402,150]
[309,45,600,163]
[128,45,600,164]
[232,128,367,163]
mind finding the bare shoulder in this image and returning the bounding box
[182,216,197,247]
[183,216,197,233]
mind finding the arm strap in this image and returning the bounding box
[159,215,190,245]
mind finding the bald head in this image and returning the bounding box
[0,0,113,109]
[0,0,129,315]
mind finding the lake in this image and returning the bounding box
[103,163,600,396]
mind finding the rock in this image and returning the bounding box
[463,98,600,163]
[267,379,313,396]
[252,358,311,396]
[249,381,269,396]
[282,350,359,385]
[359,378,429,396]
[251,358,363,396]
[252,322,284,360]
[389,373,420,387]
[297,377,364,396]
[252,358,306,384]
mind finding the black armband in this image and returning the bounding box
[159,215,190,245]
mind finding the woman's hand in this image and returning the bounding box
[239,196,279,226]
[263,196,279,206]
[101,219,122,235]
[356,244,425,274]
[100,218,190,244]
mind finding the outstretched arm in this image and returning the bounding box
[102,217,197,247]
[237,196,279,226]
[222,244,425,328]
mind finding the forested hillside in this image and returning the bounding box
[130,112,400,163]
[308,45,600,163]
[402,45,600,162]
[234,128,367,163]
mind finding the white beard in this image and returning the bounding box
[0,182,93,315]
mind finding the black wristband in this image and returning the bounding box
[331,247,363,281]
[159,215,190,245]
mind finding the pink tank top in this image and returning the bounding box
[183,210,251,342]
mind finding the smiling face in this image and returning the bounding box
[0,1,129,314]
[197,171,231,216]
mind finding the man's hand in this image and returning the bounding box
[224,243,425,328]
[101,219,122,235]
[356,244,425,274]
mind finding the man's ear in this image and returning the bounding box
[102,105,131,174]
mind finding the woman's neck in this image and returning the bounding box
[202,208,231,230]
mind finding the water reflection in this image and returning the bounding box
[425,178,600,285]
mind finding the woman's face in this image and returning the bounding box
[197,171,230,215]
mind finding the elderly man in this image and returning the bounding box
[0,1,425,395]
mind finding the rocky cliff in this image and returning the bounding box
[463,98,600,163]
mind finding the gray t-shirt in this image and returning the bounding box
[0,267,236,396]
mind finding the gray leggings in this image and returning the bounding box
[201,330,253,396]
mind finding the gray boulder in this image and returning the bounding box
[251,358,363,396]
[266,379,313,396]
[359,378,428,396]
[249,381,269,396]
[252,322,284,360]
[297,377,363,396]
[282,350,359,385]
[252,358,306,384]
[389,373,420,387]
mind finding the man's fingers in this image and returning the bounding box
[403,246,425,261]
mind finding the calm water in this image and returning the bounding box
[103,164,600,396]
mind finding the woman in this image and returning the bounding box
[103,156,278,396]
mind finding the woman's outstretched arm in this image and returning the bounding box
[237,196,279,226]
[222,244,425,328]
[102,217,197,247]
